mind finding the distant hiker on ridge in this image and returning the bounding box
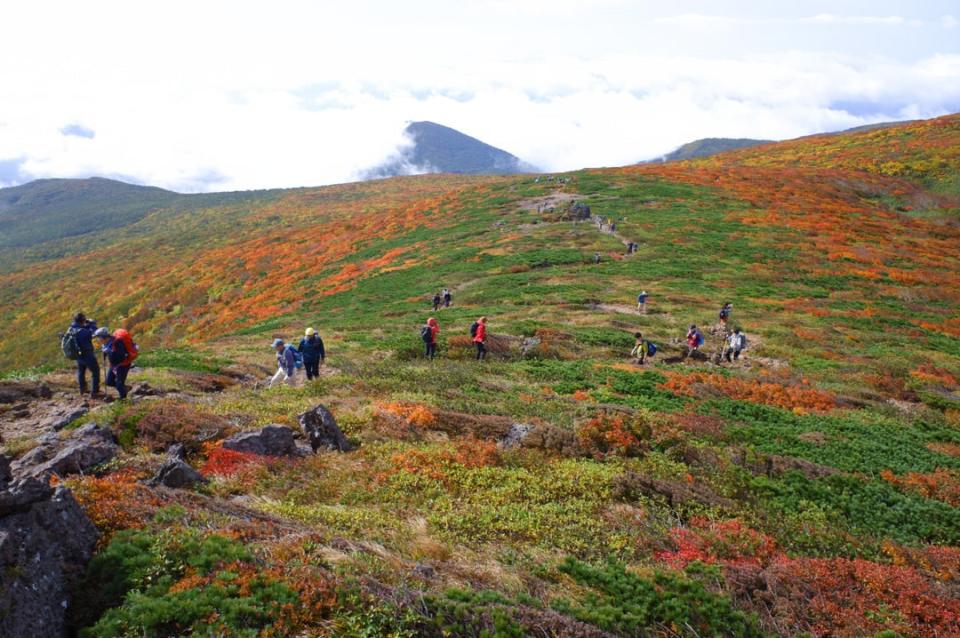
[65,312,100,397]
[421,317,440,359]
[95,326,138,400]
[269,338,300,388]
[471,316,488,361]
[432,293,442,312]
[442,288,452,308]
[298,328,325,381]
[637,291,648,314]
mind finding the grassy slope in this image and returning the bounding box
[3,114,960,637]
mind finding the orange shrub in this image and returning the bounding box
[576,411,650,459]
[379,401,437,428]
[662,372,836,412]
[66,469,161,540]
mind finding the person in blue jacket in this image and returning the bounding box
[269,338,297,387]
[298,328,326,381]
[69,312,100,396]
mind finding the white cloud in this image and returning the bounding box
[943,15,960,29]
[0,1,957,192]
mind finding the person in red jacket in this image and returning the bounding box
[472,316,487,361]
[421,317,440,359]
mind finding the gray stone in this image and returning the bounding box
[298,405,354,453]
[0,479,97,638]
[11,423,118,481]
[42,406,89,431]
[499,423,534,449]
[221,424,298,457]
[0,453,11,484]
[149,458,206,489]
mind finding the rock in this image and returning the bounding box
[0,453,11,484]
[222,424,298,457]
[413,562,436,580]
[499,423,534,449]
[130,382,163,397]
[613,471,735,510]
[11,423,119,481]
[149,458,206,489]
[0,380,52,403]
[167,443,186,460]
[0,479,98,637]
[40,406,88,431]
[298,405,355,453]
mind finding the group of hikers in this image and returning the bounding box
[268,329,326,387]
[431,288,453,311]
[63,293,743,398]
[630,296,747,366]
[62,313,138,399]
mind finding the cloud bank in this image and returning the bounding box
[0,1,958,192]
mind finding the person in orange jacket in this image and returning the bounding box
[471,316,487,361]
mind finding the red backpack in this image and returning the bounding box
[112,329,139,366]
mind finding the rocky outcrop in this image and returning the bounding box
[298,405,354,453]
[613,471,735,510]
[10,423,118,481]
[221,424,299,457]
[0,478,98,638]
[0,453,11,484]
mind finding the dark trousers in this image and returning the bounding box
[724,348,742,362]
[304,359,320,380]
[106,365,130,399]
[425,342,437,359]
[475,341,486,360]
[77,353,100,394]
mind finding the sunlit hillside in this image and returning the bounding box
[1,114,959,637]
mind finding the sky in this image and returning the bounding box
[1,0,958,192]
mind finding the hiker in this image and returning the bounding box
[471,316,487,361]
[432,293,442,312]
[719,302,733,326]
[442,288,452,308]
[594,252,601,264]
[67,313,100,396]
[724,328,747,362]
[95,327,137,400]
[686,325,704,356]
[298,328,326,380]
[631,332,647,365]
[637,291,648,313]
[269,338,298,388]
[421,317,440,359]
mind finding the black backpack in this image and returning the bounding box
[60,328,80,360]
[420,325,432,342]
[470,322,479,338]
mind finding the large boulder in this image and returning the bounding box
[221,424,298,457]
[298,405,354,453]
[11,423,119,481]
[0,380,52,404]
[0,478,98,637]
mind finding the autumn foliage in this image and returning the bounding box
[661,371,836,412]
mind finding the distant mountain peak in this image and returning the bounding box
[362,121,537,178]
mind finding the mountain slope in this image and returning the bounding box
[1,113,959,638]
[364,121,536,177]
[659,137,772,161]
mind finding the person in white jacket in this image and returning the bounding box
[724,328,747,362]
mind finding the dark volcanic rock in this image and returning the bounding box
[222,424,298,457]
[0,479,98,638]
[11,423,118,481]
[149,457,206,489]
[0,453,10,484]
[298,405,354,453]
[0,380,52,403]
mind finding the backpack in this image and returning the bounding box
[646,341,657,357]
[470,322,479,338]
[113,329,138,365]
[61,328,80,360]
[696,332,705,347]
[285,344,303,369]
[420,325,432,342]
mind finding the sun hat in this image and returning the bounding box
[271,338,284,348]
[305,328,315,336]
